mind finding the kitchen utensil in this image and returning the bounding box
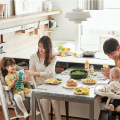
[82,50,99,57]
[70,70,88,79]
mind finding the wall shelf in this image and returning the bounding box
[0,10,62,30]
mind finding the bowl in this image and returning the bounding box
[57,49,71,54]
[70,70,88,79]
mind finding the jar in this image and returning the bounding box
[90,65,94,74]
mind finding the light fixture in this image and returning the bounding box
[64,0,91,51]
[65,0,91,24]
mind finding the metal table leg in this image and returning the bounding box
[32,93,36,120]
[37,98,45,120]
[89,100,94,120]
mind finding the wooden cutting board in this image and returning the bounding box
[55,52,73,56]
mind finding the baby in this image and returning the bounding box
[99,67,120,111]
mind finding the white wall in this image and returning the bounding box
[51,0,120,51]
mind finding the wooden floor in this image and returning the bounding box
[0,106,88,120]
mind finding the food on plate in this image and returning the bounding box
[103,65,109,70]
[61,53,66,57]
[52,81,59,84]
[45,78,62,84]
[74,88,83,94]
[66,79,78,87]
[45,78,56,83]
[58,45,71,51]
[72,70,85,75]
[55,78,62,81]
[73,52,77,57]
[83,78,97,83]
[74,87,90,95]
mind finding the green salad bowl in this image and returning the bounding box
[70,69,88,79]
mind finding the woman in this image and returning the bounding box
[25,36,61,120]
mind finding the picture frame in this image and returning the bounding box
[14,0,32,15]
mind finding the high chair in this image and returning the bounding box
[94,83,120,120]
[0,66,41,120]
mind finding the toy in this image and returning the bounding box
[14,70,25,90]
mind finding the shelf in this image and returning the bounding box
[0,52,6,58]
[0,42,6,47]
[0,10,62,30]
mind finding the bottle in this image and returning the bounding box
[85,60,89,71]
[47,7,49,12]
[90,65,94,74]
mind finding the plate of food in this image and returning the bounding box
[82,78,97,84]
[58,45,71,54]
[62,79,82,88]
[45,78,62,85]
[74,87,90,95]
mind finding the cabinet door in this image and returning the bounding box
[104,0,120,9]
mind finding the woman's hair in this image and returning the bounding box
[103,38,120,54]
[37,36,53,66]
[1,58,16,77]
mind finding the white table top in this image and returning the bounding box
[33,67,109,100]
[7,45,115,66]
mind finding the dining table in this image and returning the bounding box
[32,67,109,120]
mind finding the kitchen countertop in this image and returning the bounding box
[7,45,115,66]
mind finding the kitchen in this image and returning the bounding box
[0,0,120,120]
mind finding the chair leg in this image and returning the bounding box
[51,102,53,120]
[65,101,69,120]
[26,117,29,120]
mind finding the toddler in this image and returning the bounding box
[1,58,39,118]
[98,67,120,111]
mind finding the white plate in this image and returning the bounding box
[62,84,82,89]
[82,79,97,84]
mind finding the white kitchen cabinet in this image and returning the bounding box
[104,0,120,9]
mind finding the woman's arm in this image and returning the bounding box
[25,56,57,77]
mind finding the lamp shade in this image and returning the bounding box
[65,8,91,24]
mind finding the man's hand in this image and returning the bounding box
[101,66,110,79]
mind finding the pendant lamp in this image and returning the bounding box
[64,0,91,51]
[64,0,91,24]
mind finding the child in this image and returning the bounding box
[1,58,39,118]
[98,67,120,111]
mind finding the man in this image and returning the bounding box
[101,38,120,78]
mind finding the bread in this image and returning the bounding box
[66,79,78,87]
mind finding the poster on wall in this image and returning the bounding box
[14,0,43,15]
[14,0,33,15]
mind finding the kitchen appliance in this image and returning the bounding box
[70,70,88,79]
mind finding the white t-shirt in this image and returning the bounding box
[29,53,57,86]
[103,79,120,95]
